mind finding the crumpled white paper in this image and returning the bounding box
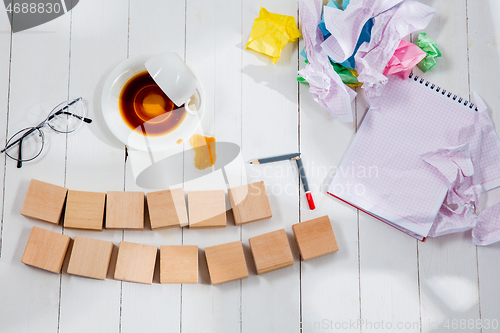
[321,0,405,62]
[299,0,434,121]
[354,0,435,100]
[298,0,356,122]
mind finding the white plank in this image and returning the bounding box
[240,1,300,332]
[120,0,186,332]
[0,5,12,252]
[468,0,500,329]
[179,0,243,331]
[411,1,480,332]
[0,13,71,333]
[355,13,427,333]
[358,217,420,332]
[58,0,129,332]
[298,36,360,333]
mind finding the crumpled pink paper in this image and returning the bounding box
[383,40,426,78]
[474,203,500,246]
[354,0,435,102]
[421,93,500,243]
[422,144,481,237]
[298,0,356,122]
[470,93,500,245]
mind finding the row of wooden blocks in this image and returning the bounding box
[22,215,339,284]
[21,179,273,230]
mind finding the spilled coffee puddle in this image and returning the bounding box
[190,134,216,170]
[119,71,187,137]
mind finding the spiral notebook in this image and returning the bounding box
[328,74,500,240]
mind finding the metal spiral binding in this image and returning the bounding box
[408,73,478,111]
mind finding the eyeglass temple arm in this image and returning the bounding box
[46,98,92,124]
[61,111,92,123]
[17,138,23,168]
[0,127,37,153]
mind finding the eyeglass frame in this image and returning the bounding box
[0,97,92,168]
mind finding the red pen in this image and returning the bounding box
[249,153,315,210]
[295,156,315,210]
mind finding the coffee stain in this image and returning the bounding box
[177,139,183,144]
[190,134,216,170]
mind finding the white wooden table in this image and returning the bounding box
[1,0,500,332]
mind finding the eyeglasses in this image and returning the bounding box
[1,98,91,168]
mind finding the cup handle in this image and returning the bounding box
[184,82,203,116]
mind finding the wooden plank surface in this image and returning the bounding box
[0,9,71,333]
[57,0,128,331]
[1,0,500,332]
[468,0,500,330]
[180,0,243,331]
[298,23,360,331]
[412,1,481,332]
[241,1,301,332]
[120,0,186,332]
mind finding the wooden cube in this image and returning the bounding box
[114,241,157,284]
[292,215,339,261]
[205,241,248,285]
[160,245,198,283]
[64,190,106,230]
[249,229,294,274]
[66,236,113,280]
[21,179,68,224]
[146,188,188,229]
[188,190,226,228]
[21,226,71,273]
[228,181,272,225]
[106,191,144,229]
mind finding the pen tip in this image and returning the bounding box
[249,160,259,164]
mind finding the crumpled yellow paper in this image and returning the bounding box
[246,7,301,64]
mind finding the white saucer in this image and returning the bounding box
[101,54,203,152]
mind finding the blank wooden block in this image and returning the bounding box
[21,226,71,273]
[160,245,198,283]
[205,241,248,285]
[114,241,157,284]
[292,215,339,261]
[188,190,226,229]
[249,229,294,274]
[106,191,144,229]
[228,181,272,225]
[64,190,106,230]
[146,188,188,229]
[21,179,68,224]
[67,236,113,280]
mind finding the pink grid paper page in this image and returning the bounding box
[474,202,500,246]
[428,92,500,238]
[457,92,500,192]
[328,75,493,238]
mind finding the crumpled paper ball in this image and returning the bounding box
[246,7,301,64]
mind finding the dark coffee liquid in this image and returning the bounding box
[119,71,187,137]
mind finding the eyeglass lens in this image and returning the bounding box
[47,98,86,133]
[5,127,44,163]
